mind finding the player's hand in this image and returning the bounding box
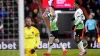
[71,17,75,21]
[72,25,75,30]
[80,36,84,40]
[85,32,88,36]
[31,49,35,54]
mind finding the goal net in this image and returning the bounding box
[0,0,24,56]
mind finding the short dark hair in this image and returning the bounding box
[50,6,55,10]
[75,0,80,5]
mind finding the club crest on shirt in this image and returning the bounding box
[32,32,34,34]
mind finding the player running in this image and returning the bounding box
[43,6,68,56]
[24,17,40,56]
[73,1,86,56]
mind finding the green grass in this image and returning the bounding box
[0,49,100,56]
[37,49,100,56]
[0,50,19,56]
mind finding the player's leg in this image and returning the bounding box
[91,30,97,48]
[48,35,55,53]
[87,30,92,48]
[25,48,31,56]
[44,34,55,56]
[75,29,86,55]
[54,38,68,55]
[53,30,68,55]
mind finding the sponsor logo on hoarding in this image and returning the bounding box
[38,41,71,49]
[0,42,17,49]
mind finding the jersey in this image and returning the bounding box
[24,26,40,48]
[85,19,96,30]
[47,11,58,31]
[74,8,85,29]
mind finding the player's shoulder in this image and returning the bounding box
[24,26,27,30]
[31,26,39,32]
[31,26,38,30]
[76,8,83,13]
[77,8,82,11]
[92,19,96,22]
[86,19,90,22]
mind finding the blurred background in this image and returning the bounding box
[0,0,100,55]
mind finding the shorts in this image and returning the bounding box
[88,30,97,38]
[76,29,84,37]
[50,30,58,38]
[75,29,84,43]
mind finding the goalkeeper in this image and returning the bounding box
[24,17,40,56]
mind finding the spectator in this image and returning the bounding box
[36,20,48,38]
[28,12,33,18]
[95,9,100,20]
[88,0,99,13]
[95,9,100,33]
[85,13,98,48]
[98,0,100,8]
[0,7,8,19]
[30,0,39,18]
[25,6,30,18]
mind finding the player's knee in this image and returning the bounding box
[49,37,55,44]
[49,43,53,46]
[92,37,96,41]
[75,36,81,43]
[87,37,90,41]
[54,38,59,43]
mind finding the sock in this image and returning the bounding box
[78,41,85,52]
[59,42,66,51]
[91,41,94,48]
[48,44,53,53]
[88,41,91,48]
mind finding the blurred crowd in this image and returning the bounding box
[0,0,48,39]
[0,0,18,38]
[0,0,100,40]
[24,0,48,39]
[81,0,100,48]
[82,0,100,24]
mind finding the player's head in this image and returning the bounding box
[48,5,55,13]
[89,14,93,19]
[49,6,55,10]
[74,1,80,8]
[25,17,32,27]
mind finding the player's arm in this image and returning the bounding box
[49,7,55,16]
[75,14,85,25]
[35,28,40,48]
[95,20,99,33]
[75,9,85,25]
[85,21,88,32]
[49,7,56,18]
[43,8,48,17]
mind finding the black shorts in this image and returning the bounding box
[88,30,97,38]
[76,29,83,37]
[51,30,58,38]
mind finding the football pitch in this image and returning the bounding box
[0,49,100,56]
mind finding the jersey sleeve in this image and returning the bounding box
[34,28,40,48]
[74,9,85,25]
[85,20,88,27]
